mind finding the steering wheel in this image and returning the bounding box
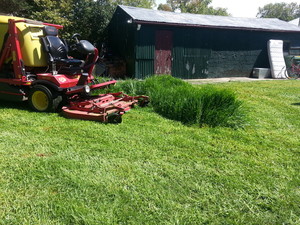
[71,33,81,44]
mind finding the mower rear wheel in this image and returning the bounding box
[29,85,61,112]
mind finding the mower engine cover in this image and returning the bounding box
[76,40,95,55]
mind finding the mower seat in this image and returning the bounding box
[41,26,83,69]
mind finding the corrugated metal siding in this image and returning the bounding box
[172,28,210,79]
[136,27,154,59]
[109,12,131,56]
[173,48,211,79]
[205,29,268,77]
[136,45,154,59]
[207,50,263,77]
[108,8,136,77]
[135,26,155,78]
[135,60,154,79]
[173,27,300,78]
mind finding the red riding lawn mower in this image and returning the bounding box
[0,16,148,123]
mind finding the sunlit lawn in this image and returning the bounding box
[0,80,299,224]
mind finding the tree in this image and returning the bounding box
[27,0,73,29]
[0,0,114,47]
[0,0,33,16]
[66,0,114,45]
[165,0,229,15]
[0,0,156,46]
[108,0,155,9]
[157,3,173,11]
[257,2,300,21]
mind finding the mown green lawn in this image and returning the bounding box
[0,80,299,224]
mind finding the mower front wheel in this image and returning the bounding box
[28,85,61,112]
[107,113,122,124]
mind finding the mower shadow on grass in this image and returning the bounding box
[0,100,129,124]
[0,100,31,112]
[291,102,300,106]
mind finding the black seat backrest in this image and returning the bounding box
[41,26,68,62]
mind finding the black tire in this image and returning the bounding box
[107,113,122,123]
[28,85,62,112]
[139,99,149,107]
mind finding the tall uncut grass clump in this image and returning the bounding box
[98,79,147,96]
[100,75,245,127]
[198,86,244,127]
[148,85,203,124]
[144,76,201,124]
[144,75,245,128]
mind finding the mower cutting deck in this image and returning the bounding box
[0,16,148,123]
[62,92,148,123]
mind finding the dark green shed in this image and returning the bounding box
[108,5,300,79]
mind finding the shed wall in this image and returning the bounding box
[108,9,136,76]
[135,27,154,78]
[109,11,300,79]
